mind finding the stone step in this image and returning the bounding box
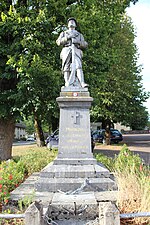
[39,163,110,178]
[54,158,97,165]
[35,177,117,192]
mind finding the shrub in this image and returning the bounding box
[95,153,114,171]
[95,144,150,224]
[0,160,25,203]
[0,148,57,204]
[19,148,57,175]
[114,144,143,173]
[114,145,150,225]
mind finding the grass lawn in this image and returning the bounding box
[12,144,49,157]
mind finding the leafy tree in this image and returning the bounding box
[0,0,66,157]
[128,106,149,130]
[24,116,35,135]
[64,0,149,142]
[0,0,149,157]
[0,3,23,159]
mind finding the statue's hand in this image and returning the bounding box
[67,33,75,40]
[72,38,79,44]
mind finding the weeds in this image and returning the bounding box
[96,144,150,225]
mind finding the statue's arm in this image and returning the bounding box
[72,33,88,49]
[56,32,68,46]
[79,34,88,49]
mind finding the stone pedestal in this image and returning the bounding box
[55,87,95,164]
[35,87,117,193]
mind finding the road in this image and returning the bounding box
[13,141,36,146]
[13,134,150,164]
[94,133,150,165]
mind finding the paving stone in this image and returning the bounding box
[52,192,97,205]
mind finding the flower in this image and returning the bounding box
[0,184,2,189]
[4,199,8,204]
[9,174,13,180]
[140,164,143,172]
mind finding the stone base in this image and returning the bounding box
[35,160,117,193]
[47,192,98,221]
[53,157,97,165]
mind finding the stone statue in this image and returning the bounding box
[56,18,88,88]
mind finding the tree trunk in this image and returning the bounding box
[0,117,15,160]
[33,111,45,147]
[102,119,112,145]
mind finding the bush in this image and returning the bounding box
[95,153,114,171]
[0,160,25,203]
[0,148,57,204]
[94,144,150,225]
[113,144,143,173]
[114,145,150,225]
[19,148,57,175]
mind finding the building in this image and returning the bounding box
[14,122,26,140]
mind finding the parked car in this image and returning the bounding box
[46,129,95,152]
[26,137,35,141]
[45,129,59,149]
[92,129,123,144]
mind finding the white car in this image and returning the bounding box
[26,137,35,141]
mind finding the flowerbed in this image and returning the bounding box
[0,160,25,204]
[0,147,57,204]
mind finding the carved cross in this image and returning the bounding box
[71,111,82,124]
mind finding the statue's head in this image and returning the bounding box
[67,18,77,29]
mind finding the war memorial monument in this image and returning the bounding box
[11,18,118,224]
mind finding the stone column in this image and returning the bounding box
[25,202,44,225]
[54,87,96,165]
[99,202,120,225]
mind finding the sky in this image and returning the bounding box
[126,0,150,115]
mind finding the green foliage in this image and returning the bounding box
[0,148,57,203]
[19,148,57,175]
[74,0,149,128]
[0,160,25,203]
[23,116,35,135]
[95,144,148,177]
[95,153,115,171]
[128,106,149,130]
[114,144,143,173]
[18,192,35,211]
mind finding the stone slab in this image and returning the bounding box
[56,95,93,158]
[52,220,98,225]
[61,86,88,92]
[94,191,118,202]
[60,91,90,97]
[56,153,94,159]
[52,192,97,205]
[35,177,117,192]
[39,163,110,178]
[47,192,98,221]
[57,96,93,106]
[10,172,39,200]
[54,158,97,165]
